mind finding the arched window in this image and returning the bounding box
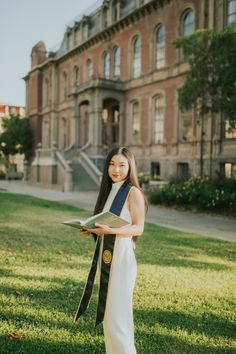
[155,25,166,69]
[73,66,79,85]
[86,59,93,80]
[153,95,165,143]
[103,52,110,78]
[62,72,67,101]
[132,36,141,78]
[227,0,236,25]
[182,9,195,36]
[131,101,140,144]
[113,47,120,78]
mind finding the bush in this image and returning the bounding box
[138,172,150,186]
[0,170,6,180]
[148,177,236,215]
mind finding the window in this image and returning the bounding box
[153,95,165,143]
[82,22,87,41]
[131,101,140,143]
[103,52,110,78]
[67,32,73,50]
[62,72,68,101]
[103,7,108,28]
[177,163,189,180]
[221,162,236,178]
[75,27,80,44]
[224,119,236,139]
[86,59,93,80]
[227,0,236,25]
[155,25,166,69]
[112,1,120,22]
[73,66,79,85]
[182,9,195,36]
[132,36,141,78]
[114,47,121,78]
[151,162,160,178]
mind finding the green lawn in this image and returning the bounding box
[0,192,235,354]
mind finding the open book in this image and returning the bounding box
[63,211,129,230]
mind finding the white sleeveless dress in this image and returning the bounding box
[99,180,137,354]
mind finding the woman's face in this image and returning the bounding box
[108,154,129,183]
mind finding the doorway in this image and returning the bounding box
[102,98,120,148]
[79,100,90,146]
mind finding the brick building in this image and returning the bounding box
[24,0,236,191]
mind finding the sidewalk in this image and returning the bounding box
[1,180,235,243]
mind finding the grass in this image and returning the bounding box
[0,192,235,354]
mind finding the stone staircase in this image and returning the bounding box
[71,158,99,191]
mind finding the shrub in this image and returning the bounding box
[0,170,6,180]
[138,172,150,186]
[148,177,236,215]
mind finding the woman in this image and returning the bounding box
[79,146,146,354]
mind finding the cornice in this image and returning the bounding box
[27,0,172,73]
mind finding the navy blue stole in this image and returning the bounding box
[74,182,132,326]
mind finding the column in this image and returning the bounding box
[208,0,215,29]
[72,98,80,147]
[50,63,57,147]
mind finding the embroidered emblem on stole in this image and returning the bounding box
[74,182,132,326]
[103,250,112,264]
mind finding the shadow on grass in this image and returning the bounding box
[0,276,235,354]
[0,277,105,354]
[135,308,235,339]
[0,335,104,354]
[135,308,236,354]
[136,223,236,268]
[0,275,94,317]
[136,330,235,354]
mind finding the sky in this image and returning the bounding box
[0,0,101,107]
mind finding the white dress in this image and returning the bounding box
[99,180,137,354]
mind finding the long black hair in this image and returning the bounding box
[93,146,147,242]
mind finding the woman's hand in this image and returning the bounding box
[86,223,113,235]
[79,229,91,236]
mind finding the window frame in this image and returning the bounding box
[132,35,141,78]
[153,94,165,144]
[155,24,166,70]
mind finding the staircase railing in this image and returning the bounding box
[55,150,73,192]
[77,151,102,186]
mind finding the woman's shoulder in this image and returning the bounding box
[128,185,144,204]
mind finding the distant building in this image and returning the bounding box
[0,103,26,174]
[24,0,236,191]
[0,103,25,133]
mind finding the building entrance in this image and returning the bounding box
[102,98,120,148]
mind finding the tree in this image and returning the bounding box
[173,24,236,177]
[0,115,33,171]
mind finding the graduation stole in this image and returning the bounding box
[74,182,132,326]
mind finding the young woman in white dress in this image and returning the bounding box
[80,147,146,354]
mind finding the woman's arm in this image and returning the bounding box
[81,187,145,237]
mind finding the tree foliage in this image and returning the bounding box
[173,24,236,126]
[0,115,33,161]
